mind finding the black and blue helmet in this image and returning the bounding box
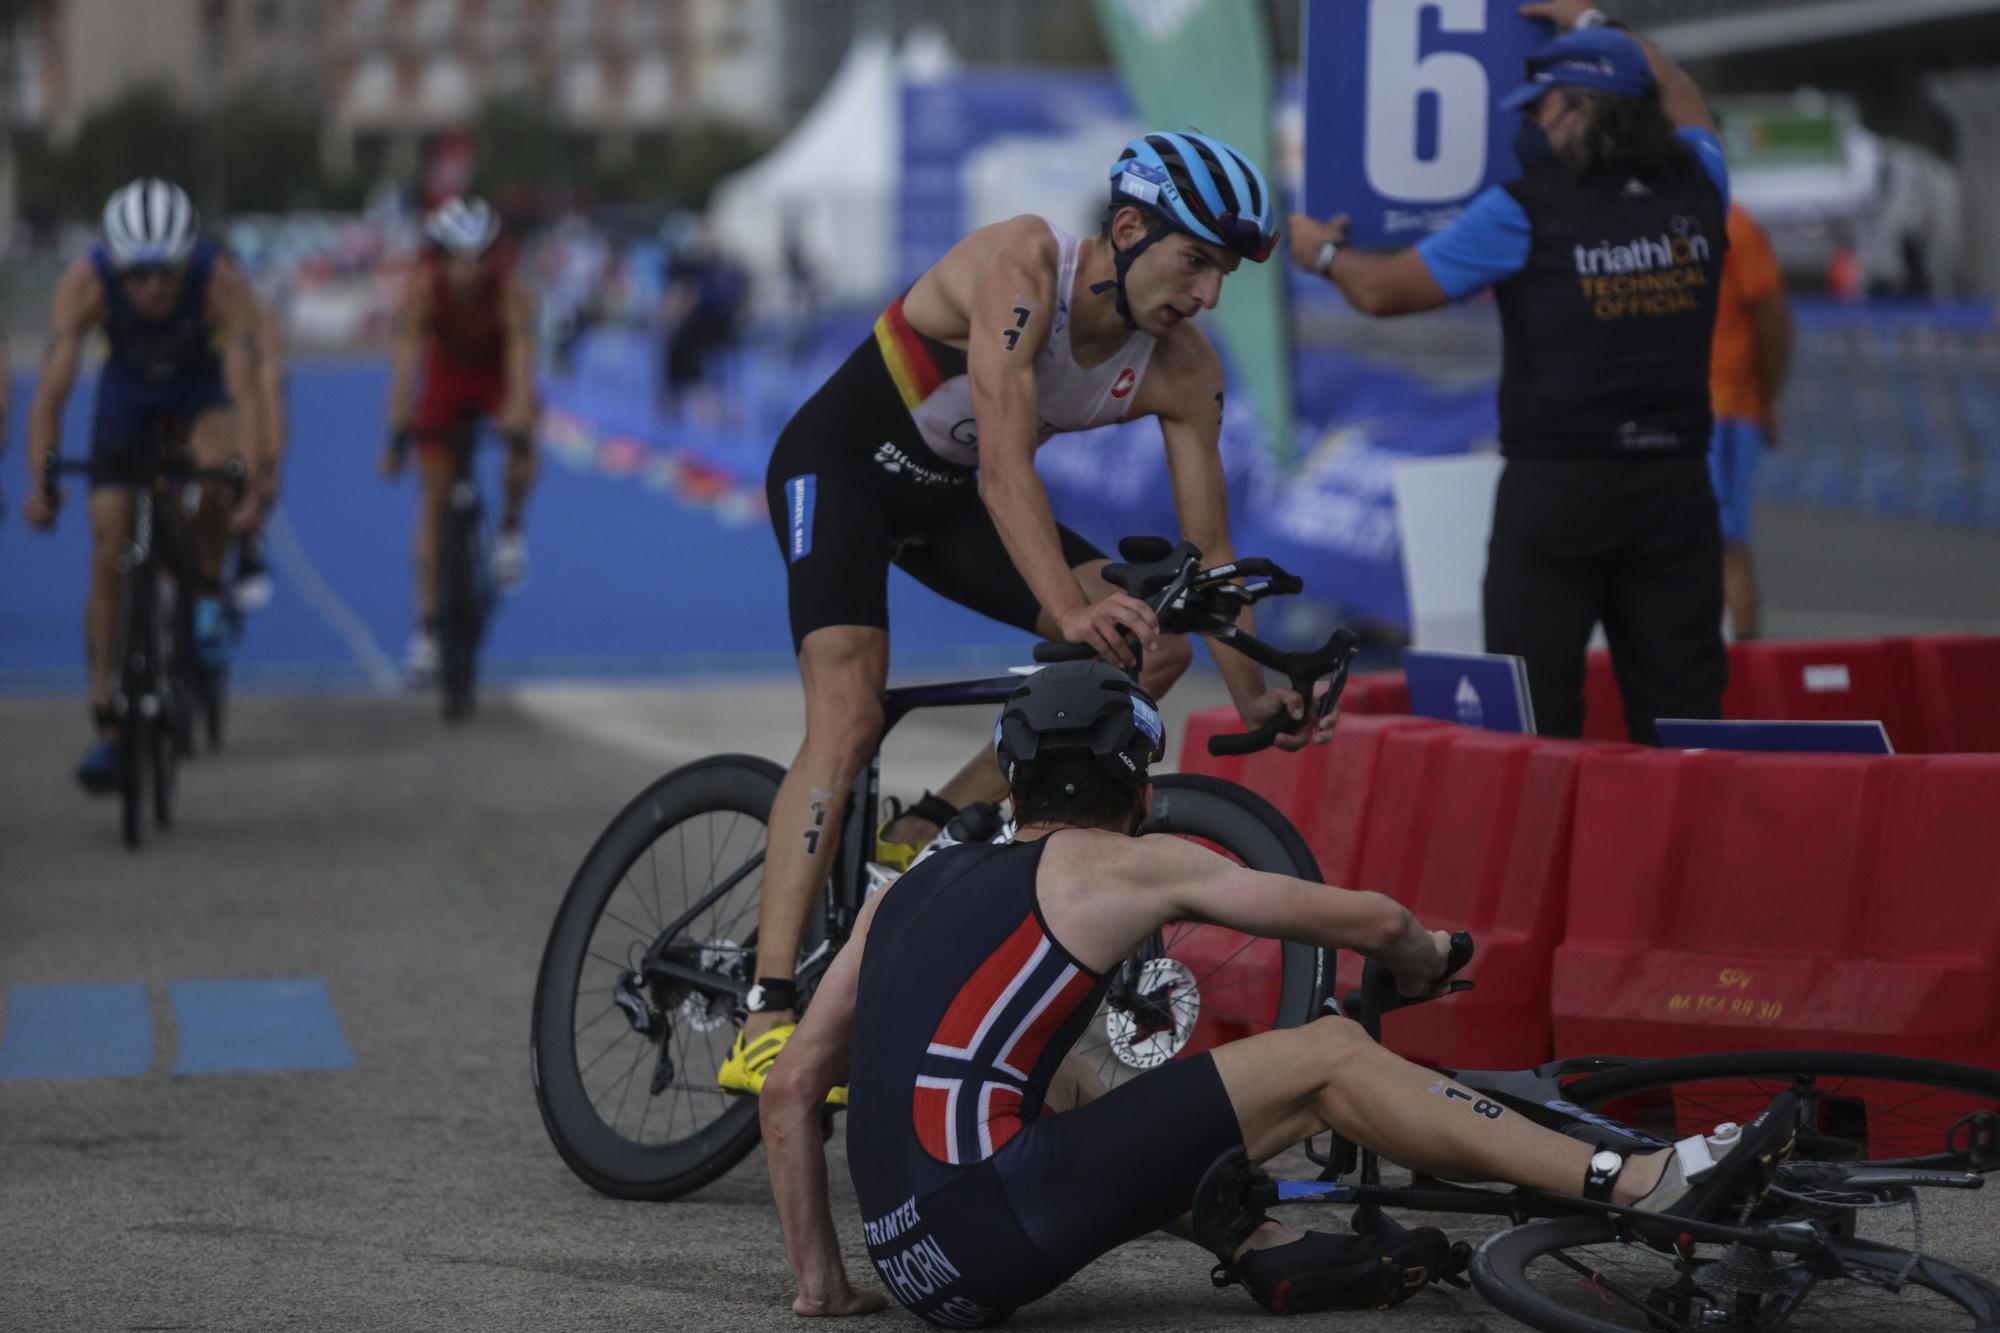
[993,662,1165,788]
[1095,131,1278,329]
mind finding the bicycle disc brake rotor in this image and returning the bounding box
[679,938,743,1033]
[1105,958,1199,1070]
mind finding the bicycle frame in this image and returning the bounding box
[824,670,1022,945]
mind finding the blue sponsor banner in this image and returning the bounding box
[1405,648,1535,733]
[1655,719,1895,755]
[1305,0,1543,249]
[898,72,1134,286]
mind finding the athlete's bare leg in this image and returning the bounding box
[186,407,239,589]
[85,488,136,724]
[1722,543,1761,641]
[412,447,455,626]
[500,439,539,534]
[748,625,891,1041]
[1211,1016,1669,1205]
[879,559,1193,846]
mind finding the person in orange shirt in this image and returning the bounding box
[1709,203,1794,640]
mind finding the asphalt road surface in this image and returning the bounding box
[7,672,1996,1333]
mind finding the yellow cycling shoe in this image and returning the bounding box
[874,824,924,873]
[718,1023,848,1106]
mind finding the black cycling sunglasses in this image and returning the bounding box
[121,262,183,284]
[1214,213,1276,264]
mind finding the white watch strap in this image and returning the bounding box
[1575,8,1610,28]
[1314,238,1340,275]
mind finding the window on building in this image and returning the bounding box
[414,0,457,45]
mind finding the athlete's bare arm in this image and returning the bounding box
[498,278,538,436]
[22,262,105,527]
[904,217,1160,664]
[250,290,289,507]
[381,277,432,475]
[209,261,268,515]
[762,891,890,1319]
[1038,827,1450,997]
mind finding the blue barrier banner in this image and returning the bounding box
[1655,719,1895,755]
[1305,0,1543,248]
[1406,648,1535,732]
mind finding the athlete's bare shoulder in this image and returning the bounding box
[904,215,1062,343]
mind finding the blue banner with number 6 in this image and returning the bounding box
[1304,0,1544,250]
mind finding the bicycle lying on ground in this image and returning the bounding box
[1193,949,2000,1330]
[43,439,244,849]
[531,536,1357,1200]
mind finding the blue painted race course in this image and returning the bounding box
[1,359,1035,692]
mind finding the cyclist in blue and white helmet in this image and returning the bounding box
[1094,131,1280,329]
[100,177,201,270]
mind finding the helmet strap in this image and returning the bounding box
[1089,218,1174,331]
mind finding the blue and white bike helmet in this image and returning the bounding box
[101,178,200,268]
[1095,131,1279,327]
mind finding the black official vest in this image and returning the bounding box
[1495,148,1726,459]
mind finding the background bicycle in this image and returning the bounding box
[41,441,243,849]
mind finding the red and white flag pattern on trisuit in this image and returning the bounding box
[912,912,1100,1165]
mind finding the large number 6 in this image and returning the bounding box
[1364,0,1489,203]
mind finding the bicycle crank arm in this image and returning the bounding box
[1835,1167,1986,1191]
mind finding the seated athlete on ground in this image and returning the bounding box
[22,177,270,793]
[380,195,541,685]
[724,132,1338,1098]
[760,663,1798,1325]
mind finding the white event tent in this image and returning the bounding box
[708,30,958,312]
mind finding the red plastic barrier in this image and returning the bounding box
[1904,634,2000,753]
[1734,638,1929,753]
[1340,671,1410,717]
[1296,716,1447,887]
[1175,707,1250,784]
[1334,732,1631,1068]
[1552,750,2000,1061]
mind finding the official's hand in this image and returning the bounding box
[1390,929,1456,1000]
[23,486,58,530]
[1288,213,1350,273]
[1058,593,1160,670]
[792,1285,890,1318]
[1520,0,1595,32]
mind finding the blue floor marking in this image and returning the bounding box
[168,977,355,1075]
[0,982,154,1080]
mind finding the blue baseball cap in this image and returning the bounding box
[1500,27,1655,111]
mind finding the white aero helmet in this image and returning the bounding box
[102,178,200,268]
[424,195,502,257]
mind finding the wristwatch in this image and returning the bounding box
[1575,8,1610,28]
[1313,238,1341,276]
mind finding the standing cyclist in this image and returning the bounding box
[761,663,1795,1323]
[725,133,1336,1097]
[22,178,268,791]
[380,196,540,684]
[1291,1,1731,743]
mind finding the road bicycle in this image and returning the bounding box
[405,419,516,723]
[531,537,1359,1201]
[43,440,244,848]
[1191,949,2000,1329]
